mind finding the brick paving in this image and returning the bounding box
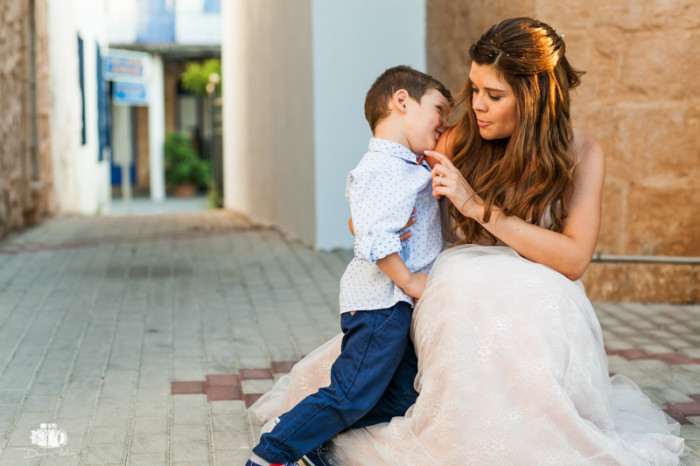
[0,210,698,465]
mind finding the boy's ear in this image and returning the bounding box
[390,89,409,114]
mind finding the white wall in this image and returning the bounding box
[148,54,166,201]
[312,0,426,249]
[105,0,138,44]
[48,0,111,214]
[222,0,426,249]
[175,0,221,44]
[221,0,249,215]
[222,0,316,244]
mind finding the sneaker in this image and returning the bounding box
[245,460,299,466]
[256,418,329,466]
[301,443,333,466]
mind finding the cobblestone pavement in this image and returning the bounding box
[0,211,698,465]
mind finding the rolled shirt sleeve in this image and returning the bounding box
[347,155,418,264]
[338,137,442,314]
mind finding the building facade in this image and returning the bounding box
[221,0,427,249]
[0,0,53,238]
[221,0,698,302]
[47,0,111,215]
[106,0,222,202]
[425,0,700,302]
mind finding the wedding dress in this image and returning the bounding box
[250,245,686,465]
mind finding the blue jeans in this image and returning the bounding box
[253,301,418,463]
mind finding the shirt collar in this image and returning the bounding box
[368,138,426,166]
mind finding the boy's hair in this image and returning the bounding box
[364,65,453,133]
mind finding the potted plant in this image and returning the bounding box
[164,131,211,197]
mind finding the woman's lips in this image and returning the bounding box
[477,119,492,127]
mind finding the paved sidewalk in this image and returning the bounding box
[0,211,698,465]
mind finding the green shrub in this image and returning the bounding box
[164,132,211,189]
[181,59,221,96]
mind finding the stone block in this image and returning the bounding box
[565,28,625,102]
[0,0,51,240]
[537,0,700,31]
[582,263,698,303]
[619,0,700,30]
[535,0,632,30]
[128,452,168,465]
[426,0,536,93]
[608,103,700,182]
[622,30,700,102]
[170,440,210,463]
[597,180,625,253]
[626,185,700,255]
[130,432,168,454]
[85,444,126,465]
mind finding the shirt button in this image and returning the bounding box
[368,231,373,236]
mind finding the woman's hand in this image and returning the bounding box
[423,131,605,281]
[424,150,484,221]
[399,213,417,241]
[349,208,417,241]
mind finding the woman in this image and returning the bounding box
[251,18,686,464]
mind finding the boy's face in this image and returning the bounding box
[404,88,450,156]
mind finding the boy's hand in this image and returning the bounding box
[401,273,428,300]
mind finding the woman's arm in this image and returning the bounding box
[427,130,605,280]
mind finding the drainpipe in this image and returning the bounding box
[592,253,700,266]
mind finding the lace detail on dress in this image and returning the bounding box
[250,245,686,465]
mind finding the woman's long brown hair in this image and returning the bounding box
[450,17,584,244]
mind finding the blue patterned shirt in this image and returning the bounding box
[339,138,443,313]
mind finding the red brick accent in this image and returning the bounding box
[240,368,274,380]
[667,402,700,417]
[616,349,651,360]
[606,348,700,365]
[271,361,296,373]
[207,385,243,402]
[663,408,691,425]
[171,381,206,395]
[206,374,241,387]
[244,393,263,408]
[172,361,298,402]
[652,353,698,365]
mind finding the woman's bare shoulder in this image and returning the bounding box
[570,129,605,194]
[572,128,604,166]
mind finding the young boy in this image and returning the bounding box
[247,65,452,466]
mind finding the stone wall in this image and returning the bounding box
[427,0,700,302]
[0,0,52,239]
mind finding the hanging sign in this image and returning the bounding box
[113,81,149,106]
[103,49,152,82]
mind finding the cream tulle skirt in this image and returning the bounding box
[250,245,686,465]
